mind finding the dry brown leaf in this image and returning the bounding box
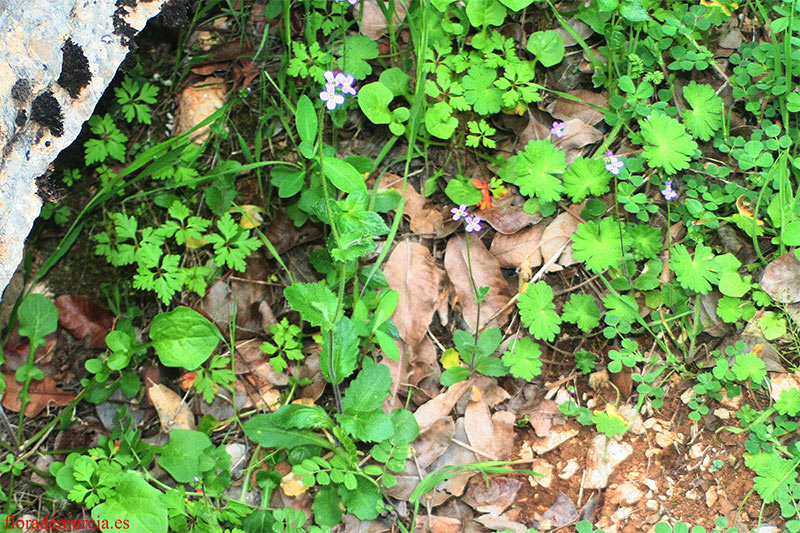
[444,235,512,331]
[760,252,800,303]
[545,90,608,126]
[148,382,195,431]
[492,411,516,461]
[384,177,444,235]
[431,417,477,498]
[527,399,562,437]
[384,240,444,347]
[2,375,76,417]
[357,0,408,41]
[478,192,539,235]
[490,224,545,269]
[415,417,455,468]
[539,211,580,270]
[414,380,471,433]
[474,514,528,532]
[463,476,523,515]
[408,336,440,390]
[415,516,462,533]
[464,391,496,460]
[552,118,604,160]
[55,295,114,349]
[175,76,226,144]
[385,460,424,501]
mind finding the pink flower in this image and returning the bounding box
[464,215,482,233]
[661,180,679,201]
[451,204,469,221]
[550,121,566,138]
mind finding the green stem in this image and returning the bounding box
[464,232,481,371]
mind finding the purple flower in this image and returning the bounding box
[451,204,469,221]
[604,150,614,158]
[335,0,359,5]
[319,70,356,111]
[550,121,566,138]
[193,476,200,483]
[464,215,482,233]
[605,158,623,175]
[661,180,679,201]
[320,83,345,110]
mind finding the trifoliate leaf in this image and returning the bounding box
[670,243,718,294]
[571,218,627,273]
[501,337,542,380]
[681,81,723,141]
[561,294,602,332]
[518,282,561,342]
[499,140,566,203]
[639,114,698,174]
[562,157,610,202]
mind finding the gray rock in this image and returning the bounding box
[0,0,170,300]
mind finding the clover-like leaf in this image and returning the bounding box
[501,337,542,380]
[681,81,723,141]
[571,218,627,273]
[639,114,698,174]
[563,157,611,202]
[499,140,566,203]
[518,282,561,342]
[561,293,602,332]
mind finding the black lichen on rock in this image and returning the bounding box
[158,0,190,28]
[15,110,27,127]
[11,78,31,102]
[31,91,64,137]
[113,0,140,45]
[57,39,92,98]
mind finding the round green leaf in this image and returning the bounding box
[157,429,213,483]
[527,30,565,67]
[358,82,393,125]
[92,472,167,533]
[150,307,222,370]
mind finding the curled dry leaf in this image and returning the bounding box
[148,382,196,431]
[545,89,609,126]
[430,417,477,499]
[2,375,76,417]
[490,223,545,269]
[384,240,444,347]
[463,476,523,515]
[552,119,604,161]
[55,295,114,349]
[384,177,444,235]
[492,411,516,461]
[538,491,579,530]
[415,417,455,468]
[464,391,496,460]
[414,380,472,433]
[478,191,540,235]
[174,76,226,144]
[444,235,512,331]
[539,211,580,270]
[760,252,800,303]
[357,0,408,41]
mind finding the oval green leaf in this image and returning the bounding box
[150,307,222,370]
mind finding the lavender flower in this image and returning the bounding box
[451,204,469,221]
[464,215,482,233]
[320,83,345,110]
[550,121,566,138]
[603,150,624,175]
[335,0,359,5]
[319,70,356,111]
[661,180,679,201]
[193,476,200,483]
